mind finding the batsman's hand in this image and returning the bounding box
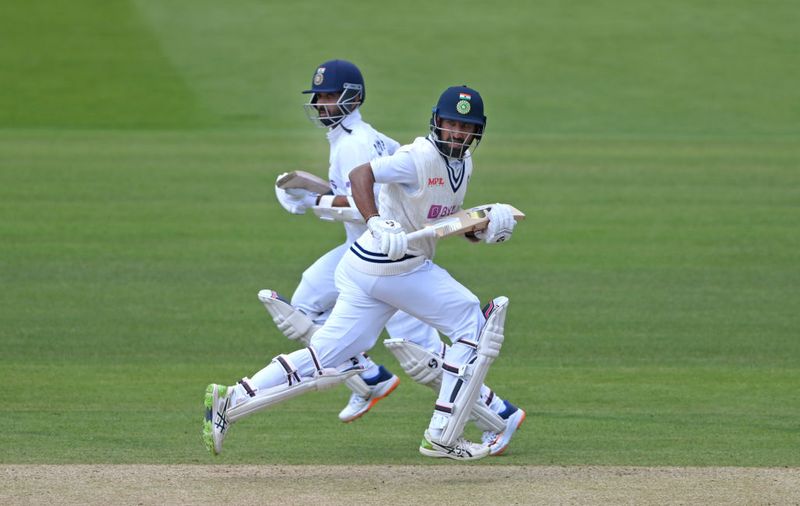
[367,216,408,260]
[475,203,516,244]
[275,174,318,214]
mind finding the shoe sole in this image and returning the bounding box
[490,409,526,456]
[419,445,490,461]
[202,384,227,456]
[202,384,216,455]
[341,376,400,423]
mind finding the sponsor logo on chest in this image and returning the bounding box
[427,204,459,219]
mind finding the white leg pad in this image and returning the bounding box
[473,398,506,433]
[228,365,363,423]
[383,338,445,389]
[439,296,508,446]
[383,337,505,433]
[344,371,371,398]
[257,289,318,345]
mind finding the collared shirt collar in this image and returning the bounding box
[327,109,363,143]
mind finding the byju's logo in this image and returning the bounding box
[427,204,458,219]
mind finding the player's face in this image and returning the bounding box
[437,119,478,158]
[439,119,477,142]
[314,92,344,119]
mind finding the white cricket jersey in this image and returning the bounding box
[326,110,400,243]
[344,135,473,276]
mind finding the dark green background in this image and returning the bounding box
[1,0,798,465]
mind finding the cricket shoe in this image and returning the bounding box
[419,430,490,461]
[485,403,526,456]
[203,383,232,456]
[338,365,400,422]
[482,430,498,446]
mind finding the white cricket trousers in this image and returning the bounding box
[290,242,441,351]
[248,259,483,392]
[310,259,484,368]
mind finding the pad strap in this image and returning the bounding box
[238,377,257,398]
[273,354,301,386]
[483,388,494,406]
[442,361,463,376]
[434,402,453,414]
[306,346,324,375]
[454,338,478,350]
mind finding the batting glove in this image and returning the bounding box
[367,216,408,260]
[474,203,515,244]
[275,184,318,215]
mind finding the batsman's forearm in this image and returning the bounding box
[349,163,380,220]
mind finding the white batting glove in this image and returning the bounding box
[275,178,318,215]
[367,216,408,260]
[474,203,516,244]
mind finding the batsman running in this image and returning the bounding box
[260,59,524,447]
[266,59,424,423]
[205,84,525,460]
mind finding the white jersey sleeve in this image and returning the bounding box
[331,136,372,195]
[371,151,419,190]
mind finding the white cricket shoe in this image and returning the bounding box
[488,407,526,456]
[338,367,400,422]
[203,383,232,456]
[482,430,498,446]
[419,430,490,461]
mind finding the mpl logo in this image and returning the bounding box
[427,204,458,219]
[427,177,445,187]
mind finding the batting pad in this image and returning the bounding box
[228,365,363,423]
[384,338,505,432]
[384,338,444,388]
[257,289,317,345]
[440,296,508,446]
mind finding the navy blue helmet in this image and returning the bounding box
[430,85,486,159]
[303,59,365,128]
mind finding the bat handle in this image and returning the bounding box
[406,227,435,242]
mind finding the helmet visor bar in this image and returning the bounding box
[303,83,363,128]
[430,119,483,159]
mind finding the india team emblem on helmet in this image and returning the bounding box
[313,67,326,86]
[456,92,472,114]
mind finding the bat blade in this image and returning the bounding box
[276,170,331,195]
[407,204,524,241]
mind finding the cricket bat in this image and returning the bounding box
[406,204,525,242]
[276,170,332,195]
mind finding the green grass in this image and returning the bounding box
[1,0,799,465]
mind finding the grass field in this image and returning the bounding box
[1,0,799,477]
